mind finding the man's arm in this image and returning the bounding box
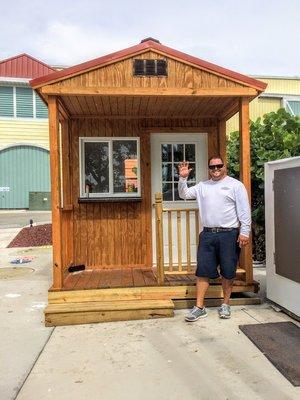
[177,161,198,200]
[235,183,251,244]
[178,177,198,200]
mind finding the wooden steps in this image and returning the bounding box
[48,281,259,304]
[45,299,174,326]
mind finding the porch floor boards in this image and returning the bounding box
[56,268,246,291]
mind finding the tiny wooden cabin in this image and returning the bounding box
[31,38,267,326]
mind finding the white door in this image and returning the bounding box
[151,133,208,268]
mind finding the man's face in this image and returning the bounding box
[208,158,226,181]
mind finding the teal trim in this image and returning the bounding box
[36,94,48,118]
[16,87,33,118]
[0,145,50,208]
[0,86,14,117]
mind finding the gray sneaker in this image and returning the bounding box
[218,303,231,319]
[185,306,207,322]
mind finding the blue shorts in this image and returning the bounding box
[195,229,240,280]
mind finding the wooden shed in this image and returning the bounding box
[30,38,267,326]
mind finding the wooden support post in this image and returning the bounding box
[218,119,227,164]
[207,127,218,162]
[155,193,164,285]
[48,96,63,290]
[239,97,253,284]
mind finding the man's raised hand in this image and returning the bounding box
[178,161,192,178]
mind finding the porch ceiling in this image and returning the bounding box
[58,94,241,120]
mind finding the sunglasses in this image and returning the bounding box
[208,164,224,170]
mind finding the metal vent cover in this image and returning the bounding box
[133,59,167,76]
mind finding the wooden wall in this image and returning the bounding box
[54,51,245,90]
[60,117,218,270]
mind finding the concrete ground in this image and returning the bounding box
[0,220,299,400]
[0,210,51,229]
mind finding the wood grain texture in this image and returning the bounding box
[239,97,253,284]
[48,96,63,289]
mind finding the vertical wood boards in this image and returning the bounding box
[239,97,253,284]
[70,118,152,269]
[48,96,63,289]
[60,120,74,275]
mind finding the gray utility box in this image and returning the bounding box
[29,191,51,211]
[265,156,300,318]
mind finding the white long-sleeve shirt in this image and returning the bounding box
[178,175,251,237]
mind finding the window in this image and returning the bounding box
[0,85,48,119]
[0,86,14,117]
[161,143,197,201]
[80,137,141,198]
[16,87,33,118]
[133,59,167,76]
[285,100,300,116]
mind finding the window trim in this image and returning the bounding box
[79,137,141,199]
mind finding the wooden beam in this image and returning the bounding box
[218,119,227,164]
[58,98,70,120]
[70,114,217,120]
[41,85,258,97]
[219,98,239,120]
[48,96,63,290]
[239,97,253,284]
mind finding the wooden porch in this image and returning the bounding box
[51,267,256,291]
[46,267,259,326]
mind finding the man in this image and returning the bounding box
[178,156,251,321]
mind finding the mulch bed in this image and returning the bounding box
[8,224,52,248]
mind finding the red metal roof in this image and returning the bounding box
[30,40,267,91]
[0,53,55,79]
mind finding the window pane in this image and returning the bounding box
[187,163,196,181]
[162,182,173,201]
[185,144,195,162]
[84,142,109,193]
[16,87,33,118]
[0,86,14,117]
[287,100,300,116]
[161,144,172,162]
[174,186,181,201]
[173,164,180,181]
[173,144,184,162]
[162,163,172,181]
[36,95,48,118]
[113,140,138,193]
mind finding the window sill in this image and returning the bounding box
[78,197,142,203]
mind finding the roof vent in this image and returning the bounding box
[140,37,161,44]
[133,59,167,77]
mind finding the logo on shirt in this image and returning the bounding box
[221,187,230,190]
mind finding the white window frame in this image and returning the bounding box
[79,137,141,198]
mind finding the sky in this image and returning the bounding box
[0,0,299,76]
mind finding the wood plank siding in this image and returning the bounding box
[63,118,218,270]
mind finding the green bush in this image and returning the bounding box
[227,108,300,261]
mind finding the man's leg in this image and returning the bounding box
[196,277,210,308]
[221,277,234,305]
